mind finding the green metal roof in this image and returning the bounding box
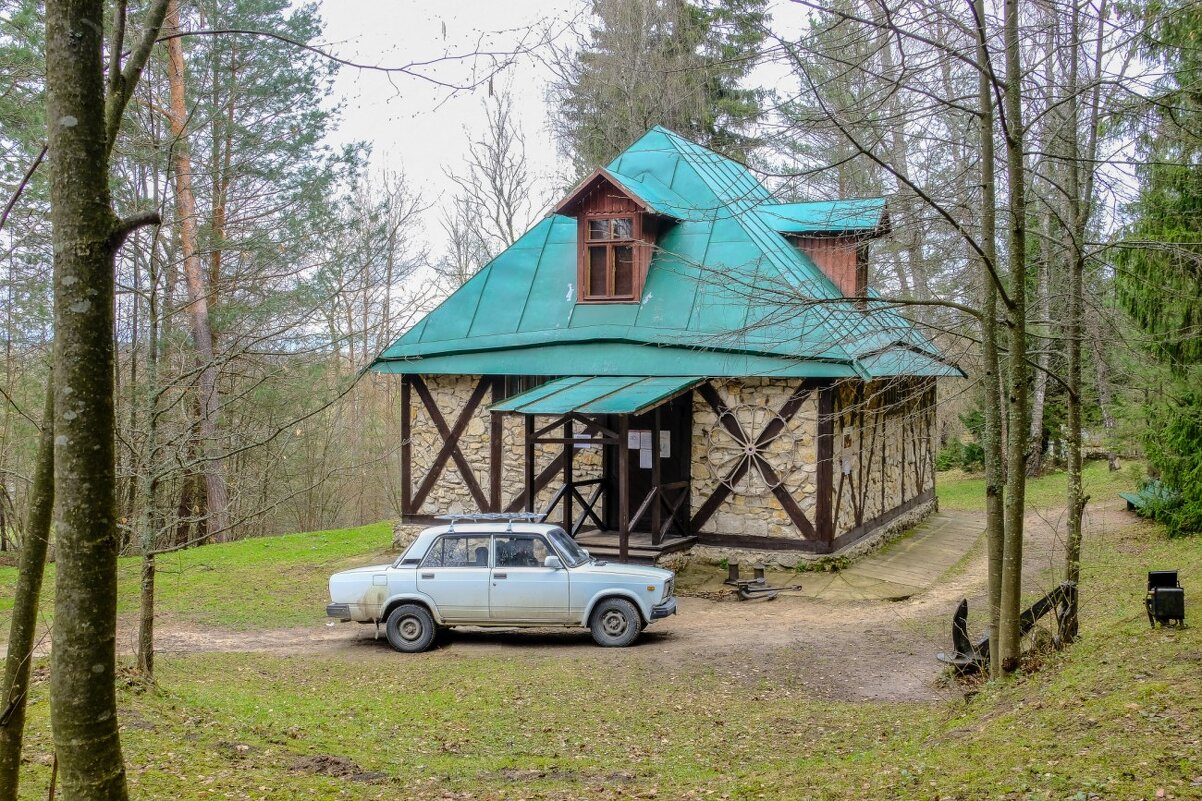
[490,376,702,415]
[757,199,889,235]
[370,127,959,380]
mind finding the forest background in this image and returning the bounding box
[1,0,1201,795]
[1,0,1199,594]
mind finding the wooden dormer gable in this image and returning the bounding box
[554,169,660,304]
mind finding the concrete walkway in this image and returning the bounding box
[794,510,985,601]
[679,509,986,602]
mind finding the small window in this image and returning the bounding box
[420,535,492,568]
[581,215,637,300]
[494,535,551,568]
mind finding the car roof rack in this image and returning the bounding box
[434,512,547,531]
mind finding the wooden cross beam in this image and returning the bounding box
[691,383,815,538]
[409,376,491,512]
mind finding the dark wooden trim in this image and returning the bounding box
[524,414,536,513]
[410,376,491,512]
[816,384,834,545]
[563,418,574,530]
[400,514,445,527]
[617,415,630,561]
[489,380,503,512]
[400,375,412,515]
[696,532,831,553]
[506,450,567,513]
[830,487,935,552]
[692,380,816,539]
[651,407,662,539]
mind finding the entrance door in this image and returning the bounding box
[609,393,693,534]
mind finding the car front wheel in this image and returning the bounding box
[385,604,436,653]
[589,598,642,647]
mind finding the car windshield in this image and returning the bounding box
[546,527,589,567]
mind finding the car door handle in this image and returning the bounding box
[420,572,434,579]
[493,572,507,579]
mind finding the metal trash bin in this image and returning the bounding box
[1146,570,1185,628]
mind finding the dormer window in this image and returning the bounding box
[555,168,671,304]
[585,216,637,300]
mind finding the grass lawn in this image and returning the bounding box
[937,459,1138,512]
[6,510,1200,798]
[0,521,395,633]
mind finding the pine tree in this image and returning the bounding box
[1115,2,1202,535]
[549,0,767,173]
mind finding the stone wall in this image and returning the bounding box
[406,374,601,520]
[831,378,935,539]
[689,378,820,540]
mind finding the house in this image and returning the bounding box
[369,127,962,565]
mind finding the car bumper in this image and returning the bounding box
[326,602,352,620]
[650,597,677,620]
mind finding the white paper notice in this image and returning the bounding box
[659,434,671,458]
[627,430,642,449]
[639,430,652,449]
[639,448,652,469]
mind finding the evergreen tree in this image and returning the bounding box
[549,0,767,173]
[1116,1,1202,534]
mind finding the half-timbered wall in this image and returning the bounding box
[831,378,936,541]
[403,374,602,520]
[690,378,821,542]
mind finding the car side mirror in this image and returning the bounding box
[544,555,563,570]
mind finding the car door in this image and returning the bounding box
[416,534,492,622]
[489,534,571,622]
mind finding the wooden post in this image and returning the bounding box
[651,407,662,545]
[563,417,574,531]
[617,415,630,561]
[524,414,536,513]
[400,375,412,517]
[816,384,834,551]
[490,380,503,512]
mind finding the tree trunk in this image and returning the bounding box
[1088,310,1120,470]
[974,0,1006,677]
[1026,233,1050,476]
[998,0,1029,674]
[0,381,54,801]
[165,0,231,542]
[136,237,162,678]
[46,0,128,793]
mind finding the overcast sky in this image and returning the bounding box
[317,1,580,218]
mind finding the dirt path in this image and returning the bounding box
[126,500,1139,703]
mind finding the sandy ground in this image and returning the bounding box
[127,500,1136,703]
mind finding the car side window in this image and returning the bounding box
[494,535,550,568]
[420,535,491,568]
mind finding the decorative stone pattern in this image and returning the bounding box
[407,375,602,520]
[690,378,819,539]
[831,378,936,538]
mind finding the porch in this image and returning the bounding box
[491,376,700,561]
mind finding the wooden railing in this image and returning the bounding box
[630,481,690,545]
[541,478,607,538]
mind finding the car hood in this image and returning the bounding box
[575,561,673,582]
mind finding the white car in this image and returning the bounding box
[326,517,677,652]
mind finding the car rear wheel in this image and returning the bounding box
[589,598,642,647]
[385,604,435,653]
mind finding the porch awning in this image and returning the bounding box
[490,376,703,416]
